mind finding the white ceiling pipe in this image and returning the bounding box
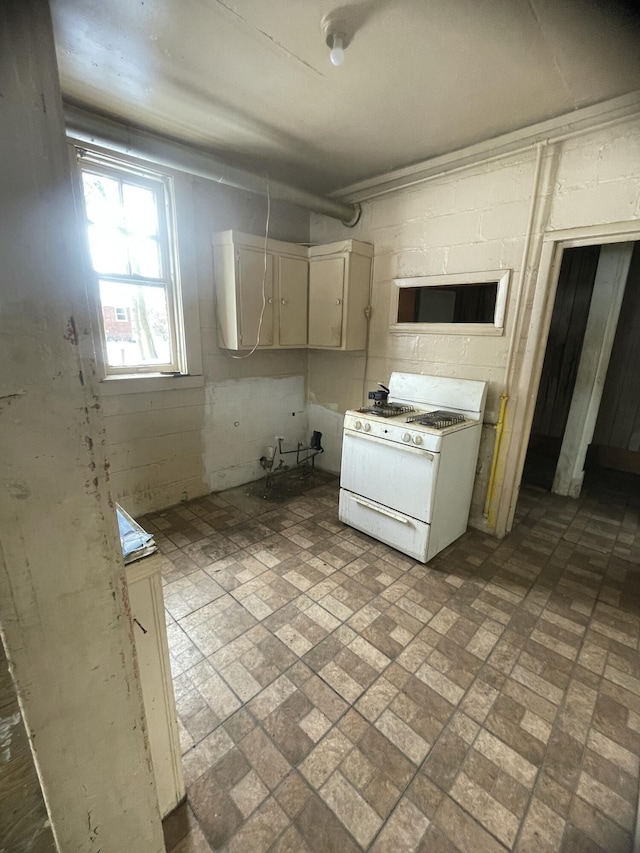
[64,105,361,227]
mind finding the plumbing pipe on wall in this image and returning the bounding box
[64,105,361,226]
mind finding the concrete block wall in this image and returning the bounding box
[100,114,640,524]
[101,174,310,515]
[310,116,640,532]
[309,149,537,513]
[308,351,366,473]
[103,386,207,516]
[205,375,307,491]
[549,122,640,229]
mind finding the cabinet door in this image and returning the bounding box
[279,256,308,346]
[238,247,274,347]
[308,257,345,348]
[127,558,185,818]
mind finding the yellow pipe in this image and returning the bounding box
[483,390,508,522]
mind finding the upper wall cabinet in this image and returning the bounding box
[213,231,308,351]
[308,240,373,351]
[278,254,309,347]
[213,232,373,351]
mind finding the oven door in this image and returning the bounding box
[340,429,439,522]
[339,488,430,563]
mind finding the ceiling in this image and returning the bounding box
[51,0,640,195]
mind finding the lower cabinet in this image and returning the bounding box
[126,553,185,819]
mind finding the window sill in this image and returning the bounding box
[389,323,504,336]
[97,373,205,396]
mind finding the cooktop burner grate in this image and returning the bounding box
[356,404,416,418]
[406,410,466,429]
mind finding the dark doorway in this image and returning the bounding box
[523,245,600,489]
[523,241,640,493]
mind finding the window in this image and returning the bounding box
[78,153,184,375]
[390,270,510,335]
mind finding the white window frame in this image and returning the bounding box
[70,144,203,393]
[390,269,510,337]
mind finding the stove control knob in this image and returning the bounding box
[402,432,411,443]
[413,435,423,446]
[355,420,362,430]
[363,423,371,432]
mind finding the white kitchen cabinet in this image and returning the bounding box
[237,246,275,348]
[308,240,373,350]
[278,254,308,346]
[213,231,308,350]
[213,232,373,352]
[126,553,184,819]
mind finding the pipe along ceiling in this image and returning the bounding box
[64,105,361,226]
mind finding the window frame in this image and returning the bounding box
[78,152,184,375]
[70,144,203,392]
[389,270,510,336]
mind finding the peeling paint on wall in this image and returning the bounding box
[63,315,78,345]
[0,712,21,762]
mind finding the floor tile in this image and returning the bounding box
[294,793,363,852]
[156,468,640,852]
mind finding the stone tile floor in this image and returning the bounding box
[143,467,640,853]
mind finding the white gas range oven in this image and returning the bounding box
[339,372,487,563]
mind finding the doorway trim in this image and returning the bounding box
[495,219,640,538]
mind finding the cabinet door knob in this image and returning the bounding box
[281,299,288,305]
[335,299,341,305]
[267,297,273,304]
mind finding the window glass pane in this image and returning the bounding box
[88,224,128,274]
[82,173,121,227]
[80,158,181,375]
[128,236,161,278]
[122,184,158,236]
[397,283,498,324]
[99,280,171,367]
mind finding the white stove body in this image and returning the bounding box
[339,373,487,563]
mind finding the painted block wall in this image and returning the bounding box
[101,175,310,516]
[100,114,640,525]
[309,116,640,531]
[205,376,307,491]
[308,351,366,472]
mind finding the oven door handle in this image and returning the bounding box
[351,496,412,524]
[345,429,435,460]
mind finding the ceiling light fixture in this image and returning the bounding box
[322,14,351,68]
[329,33,346,66]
